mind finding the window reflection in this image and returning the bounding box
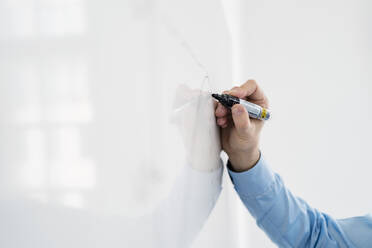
[59,191,84,208]
[19,128,46,189]
[5,0,93,209]
[0,0,35,39]
[39,0,85,36]
[14,59,42,124]
[0,0,85,39]
[43,56,93,123]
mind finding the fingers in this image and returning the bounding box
[216,114,231,128]
[217,117,227,127]
[227,80,269,108]
[215,103,251,131]
[215,102,229,128]
[225,87,246,99]
[241,79,269,106]
[215,79,267,129]
[240,79,263,99]
[215,102,228,117]
[231,104,251,136]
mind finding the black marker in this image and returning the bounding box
[212,93,270,121]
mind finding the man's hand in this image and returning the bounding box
[214,80,269,172]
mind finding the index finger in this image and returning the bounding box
[229,80,269,108]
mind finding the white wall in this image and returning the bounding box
[233,0,372,246]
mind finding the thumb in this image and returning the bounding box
[231,104,251,136]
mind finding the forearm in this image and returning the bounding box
[228,155,353,247]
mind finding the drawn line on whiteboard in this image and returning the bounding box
[161,18,210,78]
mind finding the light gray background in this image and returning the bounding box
[0,0,371,247]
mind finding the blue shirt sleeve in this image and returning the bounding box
[228,155,372,248]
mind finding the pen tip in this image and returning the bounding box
[211,93,223,102]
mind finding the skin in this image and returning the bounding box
[214,79,269,172]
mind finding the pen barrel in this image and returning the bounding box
[240,99,270,121]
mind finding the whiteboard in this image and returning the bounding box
[0,0,231,247]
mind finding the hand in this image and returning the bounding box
[214,80,269,172]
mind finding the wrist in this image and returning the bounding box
[228,148,260,172]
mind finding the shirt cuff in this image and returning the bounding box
[227,154,276,198]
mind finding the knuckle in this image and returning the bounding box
[240,122,250,131]
[242,79,257,90]
[215,106,220,115]
[217,117,226,125]
[228,87,242,97]
[216,105,227,117]
[231,104,240,113]
[246,79,257,86]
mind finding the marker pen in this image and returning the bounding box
[212,93,270,121]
